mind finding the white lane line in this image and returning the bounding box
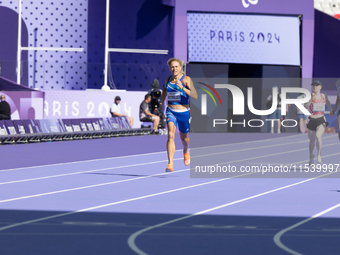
[283,152,340,166]
[0,159,168,186]
[0,143,310,199]
[251,151,340,168]
[0,168,191,204]
[0,133,316,173]
[0,174,251,232]
[192,139,310,159]
[189,133,335,151]
[127,172,336,255]
[0,138,315,186]
[0,142,339,203]
[0,150,171,172]
[273,203,340,255]
[205,143,339,167]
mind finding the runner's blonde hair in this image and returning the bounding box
[167,58,185,74]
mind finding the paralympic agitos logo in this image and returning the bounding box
[242,0,258,8]
[197,82,223,115]
[196,83,312,128]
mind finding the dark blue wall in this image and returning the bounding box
[87,0,174,91]
[313,9,340,91]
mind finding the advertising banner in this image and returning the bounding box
[188,13,300,66]
[44,90,148,128]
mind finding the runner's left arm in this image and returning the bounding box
[160,78,168,107]
[331,94,339,116]
[181,76,198,100]
[325,94,332,115]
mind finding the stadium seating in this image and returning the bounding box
[315,0,340,17]
[0,117,152,145]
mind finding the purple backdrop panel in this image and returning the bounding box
[100,118,113,130]
[80,119,94,131]
[22,120,43,134]
[78,119,91,131]
[0,76,34,91]
[98,118,109,130]
[0,120,7,135]
[0,120,17,135]
[115,117,125,129]
[69,119,82,132]
[0,91,44,120]
[107,117,120,130]
[38,120,53,133]
[89,118,102,131]
[43,90,146,128]
[187,13,300,66]
[12,120,25,134]
[121,116,131,129]
[70,119,91,132]
[3,120,17,135]
[38,119,65,133]
[56,119,67,133]
[0,1,88,90]
[113,117,131,129]
[60,119,74,133]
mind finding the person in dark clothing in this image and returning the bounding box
[140,94,160,132]
[0,95,11,120]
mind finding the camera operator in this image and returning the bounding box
[140,94,160,133]
[147,79,166,131]
[148,79,163,114]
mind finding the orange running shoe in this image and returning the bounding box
[165,164,174,172]
[184,152,190,166]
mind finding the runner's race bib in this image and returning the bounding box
[313,103,325,112]
[168,91,181,102]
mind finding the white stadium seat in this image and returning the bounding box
[321,2,331,7]
[323,7,334,14]
[314,0,340,15]
[331,3,340,9]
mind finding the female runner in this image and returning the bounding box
[305,80,332,165]
[160,58,197,172]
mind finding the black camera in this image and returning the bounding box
[149,79,162,114]
[148,79,166,129]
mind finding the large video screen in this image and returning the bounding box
[187,13,301,66]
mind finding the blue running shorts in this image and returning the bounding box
[166,107,190,134]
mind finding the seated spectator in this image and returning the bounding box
[140,94,160,132]
[0,94,11,120]
[111,96,134,127]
